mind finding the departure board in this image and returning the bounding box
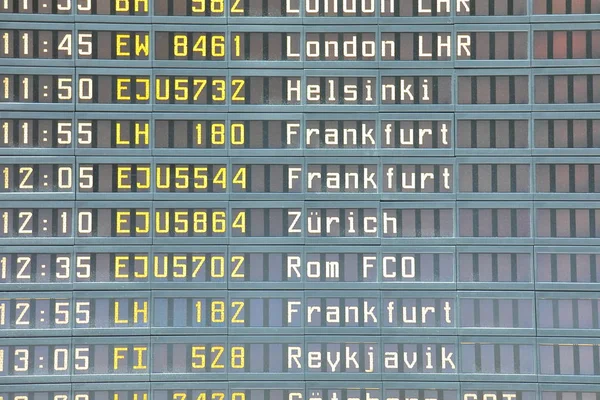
[2,0,600,399]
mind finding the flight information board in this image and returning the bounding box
[1,0,600,397]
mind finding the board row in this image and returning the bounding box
[0,158,599,200]
[0,201,598,244]
[1,67,599,112]
[0,290,598,336]
[1,24,600,67]
[0,381,595,400]
[0,245,598,291]
[0,335,598,382]
[1,0,599,23]
[1,112,599,156]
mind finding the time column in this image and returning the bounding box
[0,0,76,387]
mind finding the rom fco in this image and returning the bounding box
[286,254,418,280]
